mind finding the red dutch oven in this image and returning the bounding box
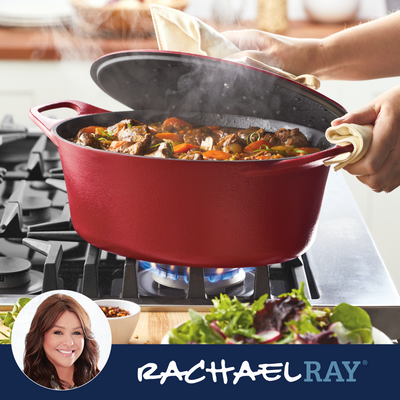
[29,50,352,268]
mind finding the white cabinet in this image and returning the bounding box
[0,60,130,127]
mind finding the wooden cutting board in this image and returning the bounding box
[129,311,205,344]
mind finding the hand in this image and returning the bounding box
[222,29,321,77]
[332,85,400,193]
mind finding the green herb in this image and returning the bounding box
[97,137,111,145]
[251,144,273,153]
[100,130,113,138]
[0,297,31,344]
[149,141,174,152]
[290,146,308,154]
[246,132,261,144]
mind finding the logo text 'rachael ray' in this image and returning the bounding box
[137,359,362,385]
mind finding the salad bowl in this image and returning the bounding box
[160,284,393,345]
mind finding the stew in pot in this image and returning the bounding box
[71,116,321,160]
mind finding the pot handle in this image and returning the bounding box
[320,143,355,161]
[29,100,110,145]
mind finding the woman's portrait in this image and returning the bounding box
[11,290,111,390]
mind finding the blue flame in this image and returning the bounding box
[139,261,254,283]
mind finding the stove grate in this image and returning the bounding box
[22,234,319,306]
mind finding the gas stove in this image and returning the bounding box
[1,115,400,340]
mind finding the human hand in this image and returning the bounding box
[221,29,321,77]
[332,85,400,193]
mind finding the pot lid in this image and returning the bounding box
[90,50,346,132]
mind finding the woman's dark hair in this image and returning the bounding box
[23,293,100,389]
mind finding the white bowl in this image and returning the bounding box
[304,0,360,23]
[95,299,141,344]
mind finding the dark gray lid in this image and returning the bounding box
[90,50,346,132]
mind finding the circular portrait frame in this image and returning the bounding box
[11,290,112,390]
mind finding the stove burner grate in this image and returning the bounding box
[0,256,43,294]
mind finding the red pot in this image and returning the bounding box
[29,51,352,268]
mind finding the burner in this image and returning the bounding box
[0,256,43,294]
[152,264,245,290]
[21,196,52,225]
[138,261,253,297]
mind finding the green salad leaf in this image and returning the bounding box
[169,309,226,344]
[0,297,31,344]
[167,283,375,345]
[330,303,373,344]
[169,294,269,344]
[205,293,268,338]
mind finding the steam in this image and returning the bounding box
[32,1,262,121]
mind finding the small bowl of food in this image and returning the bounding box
[95,299,141,344]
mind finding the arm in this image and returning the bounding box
[331,85,400,193]
[223,13,400,193]
[222,11,400,81]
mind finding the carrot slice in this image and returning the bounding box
[155,132,182,142]
[163,117,192,127]
[203,150,231,160]
[243,139,272,153]
[94,127,108,135]
[173,143,200,153]
[109,140,127,150]
[79,126,104,134]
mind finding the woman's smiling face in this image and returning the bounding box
[43,311,84,370]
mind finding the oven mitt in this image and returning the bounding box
[324,123,373,171]
[149,4,320,90]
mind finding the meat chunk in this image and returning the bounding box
[274,128,310,148]
[183,127,218,146]
[237,127,265,142]
[212,127,237,142]
[117,124,149,142]
[146,142,174,159]
[217,132,246,150]
[75,132,102,149]
[110,134,152,156]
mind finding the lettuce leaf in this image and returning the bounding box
[205,293,268,338]
[330,303,373,344]
[169,309,226,344]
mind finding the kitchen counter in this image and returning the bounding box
[0,19,364,60]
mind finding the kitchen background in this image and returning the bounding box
[1,0,399,293]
